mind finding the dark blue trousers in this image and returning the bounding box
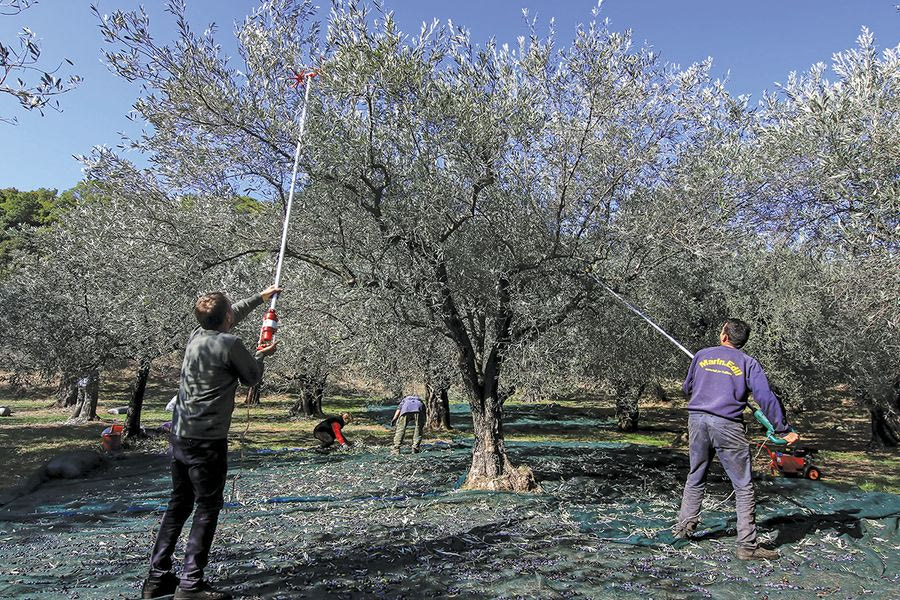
[149,435,227,590]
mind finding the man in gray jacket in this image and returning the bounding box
[142,286,279,600]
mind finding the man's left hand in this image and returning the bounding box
[260,285,283,302]
[782,431,800,445]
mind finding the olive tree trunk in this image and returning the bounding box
[70,370,100,422]
[56,371,78,408]
[245,383,261,405]
[648,381,669,403]
[424,370,452,431]
[430,269,537,491]
[615,381,645,432]
[290,374,327,418]
[124,360,151,439]
[457,352,538,491]
[465,392,537,491]
[861,381,900,449]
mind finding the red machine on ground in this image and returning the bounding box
[758,443,822,480]
[754,409,823,480]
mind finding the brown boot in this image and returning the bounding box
[672,521,696,540]
[737,546,779,561]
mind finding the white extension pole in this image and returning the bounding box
[587,272,696,360]
[269,73,314,312]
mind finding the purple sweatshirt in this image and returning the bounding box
[398,395,425,416]
[683,345,791,434]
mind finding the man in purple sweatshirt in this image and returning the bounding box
[674,319,799,560]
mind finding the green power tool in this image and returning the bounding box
[753,408,793,445]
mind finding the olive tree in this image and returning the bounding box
[744,30,900,445]
[0,0,81,123]
[0,158,280,430]
[93,0,747,490]
[0,227,119,422]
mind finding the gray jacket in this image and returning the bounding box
[173,294,264,439]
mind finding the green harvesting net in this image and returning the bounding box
[1,437,898,599]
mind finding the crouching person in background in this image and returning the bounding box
[141,286,280,600]
[314,413,353,451]
[391,394,425,454]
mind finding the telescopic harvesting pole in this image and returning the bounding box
[585,271,696,360]
[255,69,317,351]
[271,70,316,309]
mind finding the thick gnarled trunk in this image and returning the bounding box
[861,381,900,449]
[463,394,537,491]
[424,369,452,431]
[435,266,537,491]
[869,406,899,448]
[615,381,644,432]
[70,370,100,422]
[56,371,78,408]
[290,374,326,418]
[459,352,538,492]
[124,360,151,439]
[648,381,669,403]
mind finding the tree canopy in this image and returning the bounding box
[0,1,896,484]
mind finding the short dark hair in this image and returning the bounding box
[722,318,751,348]
[194,292,231,329]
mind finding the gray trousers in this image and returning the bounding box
[677,412,758,549]
[393,411,425,451]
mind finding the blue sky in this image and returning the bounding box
[1,0,898,192]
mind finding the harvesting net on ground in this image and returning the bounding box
[2,413,898,600]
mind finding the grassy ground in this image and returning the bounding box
[0,372,897,494]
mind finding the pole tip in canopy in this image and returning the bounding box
[289,68,319,88]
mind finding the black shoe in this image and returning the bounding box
[142,572,179,598]
[173,582,232,600]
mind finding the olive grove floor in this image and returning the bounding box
[1,432,898,600]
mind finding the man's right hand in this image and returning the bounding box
[257,341,278,357]
[782,431,800,445]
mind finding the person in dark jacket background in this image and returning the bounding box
[142,286,280,600]
[674,318,800,561]
[314,413,353,450]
